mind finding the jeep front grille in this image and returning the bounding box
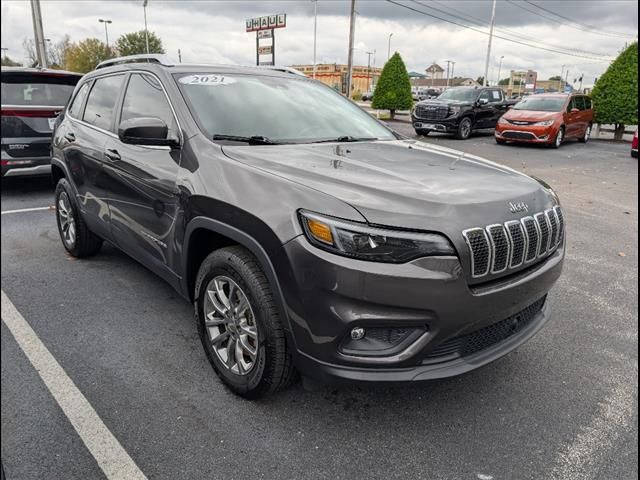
[463,206,564,279]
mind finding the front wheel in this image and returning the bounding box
[195,246,297,399]
[551,126,565,149]
[456,117,473,140]
[415,129,430,136]
[55,178,103,257]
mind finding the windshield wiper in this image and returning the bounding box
[212,134,279,145]
[310,136,379,144]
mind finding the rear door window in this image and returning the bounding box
[1,73,80,106]
[82,74,125,131]
[574,96,586,110]
[68,82,90,118]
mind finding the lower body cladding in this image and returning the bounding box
[282,236,564,384]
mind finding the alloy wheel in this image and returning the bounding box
[460,119,471,139]
[555,128,564,147]
[57,192,76,248]
[204,276,258,375]
[584,125,591,142]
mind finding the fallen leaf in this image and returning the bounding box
[618,252,626,257]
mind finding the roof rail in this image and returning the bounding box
[258,65,307,77]
[95,54,171,70]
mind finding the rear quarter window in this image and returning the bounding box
[68,82,91,118]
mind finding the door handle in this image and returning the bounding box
[104,148,121,161]
[64,132,75,142]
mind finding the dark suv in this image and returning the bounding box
[51,55,565,398]
[2,67,82,177]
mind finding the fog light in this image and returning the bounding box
[350,327,365,340]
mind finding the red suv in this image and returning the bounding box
[495,93,593,148]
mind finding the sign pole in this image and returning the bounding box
[256,31,259,66]
[272,30,276,66]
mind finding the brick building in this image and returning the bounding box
[290,63,382,95]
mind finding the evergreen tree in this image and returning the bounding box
[371,52,412,119]
[591,42,638,140]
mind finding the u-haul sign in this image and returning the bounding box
[246,14,286,32]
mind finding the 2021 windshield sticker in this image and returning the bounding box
[179,74,236,86]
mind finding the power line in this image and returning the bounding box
[507,0,635,39]
[524,0,636,38]
[420,0,613,58]
[386,0,615,61]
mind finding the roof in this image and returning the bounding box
[408,71,427,78]
[411,77,479,88]
[425,63,445,72]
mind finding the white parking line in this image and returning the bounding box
[1,206,54,215]
[1,290,147,480]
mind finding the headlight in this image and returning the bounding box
[533,177,561,205]
[449,106,461,115]
[299,210,456,263]
[533,120,555,126]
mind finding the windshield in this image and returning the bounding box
[437,88,479,102]
[175,73,395,143]
[1,73,79,106]
[513,96,566,112]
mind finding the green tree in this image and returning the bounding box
[371,52,412,119]
[64,38,115,73]
[591,42,638,140]
[548,75,562,81]
[1,55,22,67]
[115,31,165,56]
[498,78,522,85]
[476,76,485,85]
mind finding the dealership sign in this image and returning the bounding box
[246,14,286,32]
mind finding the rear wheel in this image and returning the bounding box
[456,117,473,140]
[195,246,297,399]
[55,178,103,257]
[551,126,565,149]
[578,123,592,143]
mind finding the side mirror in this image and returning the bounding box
[118,117,179,147]
[478,98,489,105]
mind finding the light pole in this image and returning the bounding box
[387,33,393,61]
[142,0,150,54]
[312,0,318,79]
[559,64,565,92]
[496,55,504,87]
[98,19,112,48]
[366,50,374,91]
[345,0,356,97]
[482,0,497,87]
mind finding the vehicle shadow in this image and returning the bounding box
[1,176,53,195]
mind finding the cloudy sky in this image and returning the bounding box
[1,0,638,87]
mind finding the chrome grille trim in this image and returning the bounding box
[463,207,564,279]
[486,224,511,274]
[505,220,527,268]
[462,228,492,278]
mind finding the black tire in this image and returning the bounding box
[495,137,507,145]
[578,123,592,143]
[55,178,103,257]
[455,117,473,140]
[551,126,565,149]
[195,246,297,399]
[415,129,430,136]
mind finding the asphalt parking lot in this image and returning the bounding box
[1,132,637,480]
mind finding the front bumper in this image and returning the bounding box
[495,123,557,143]
[283,235,564,384]
[412,115,460,133]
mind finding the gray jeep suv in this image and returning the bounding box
[51,55,565,398]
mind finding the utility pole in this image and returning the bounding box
[482,0,497,87]
[496,55,504,87]
[449,61,455,90]
[564,68,569,90]
[445,60,451,88]
[312,0,318,79]
[98,19,112,48]
[178,49,182,62]
[143,0,150,54]
[30,0,47,68]
[559,64,565,92]
[387,32,393,61]
[366,50,374,92]
[345,0,356,97]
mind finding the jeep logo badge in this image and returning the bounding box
[509,201,529,213]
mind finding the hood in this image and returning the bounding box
[221,140,553,233]
[504,109,561,122]
[417,99,472,108]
